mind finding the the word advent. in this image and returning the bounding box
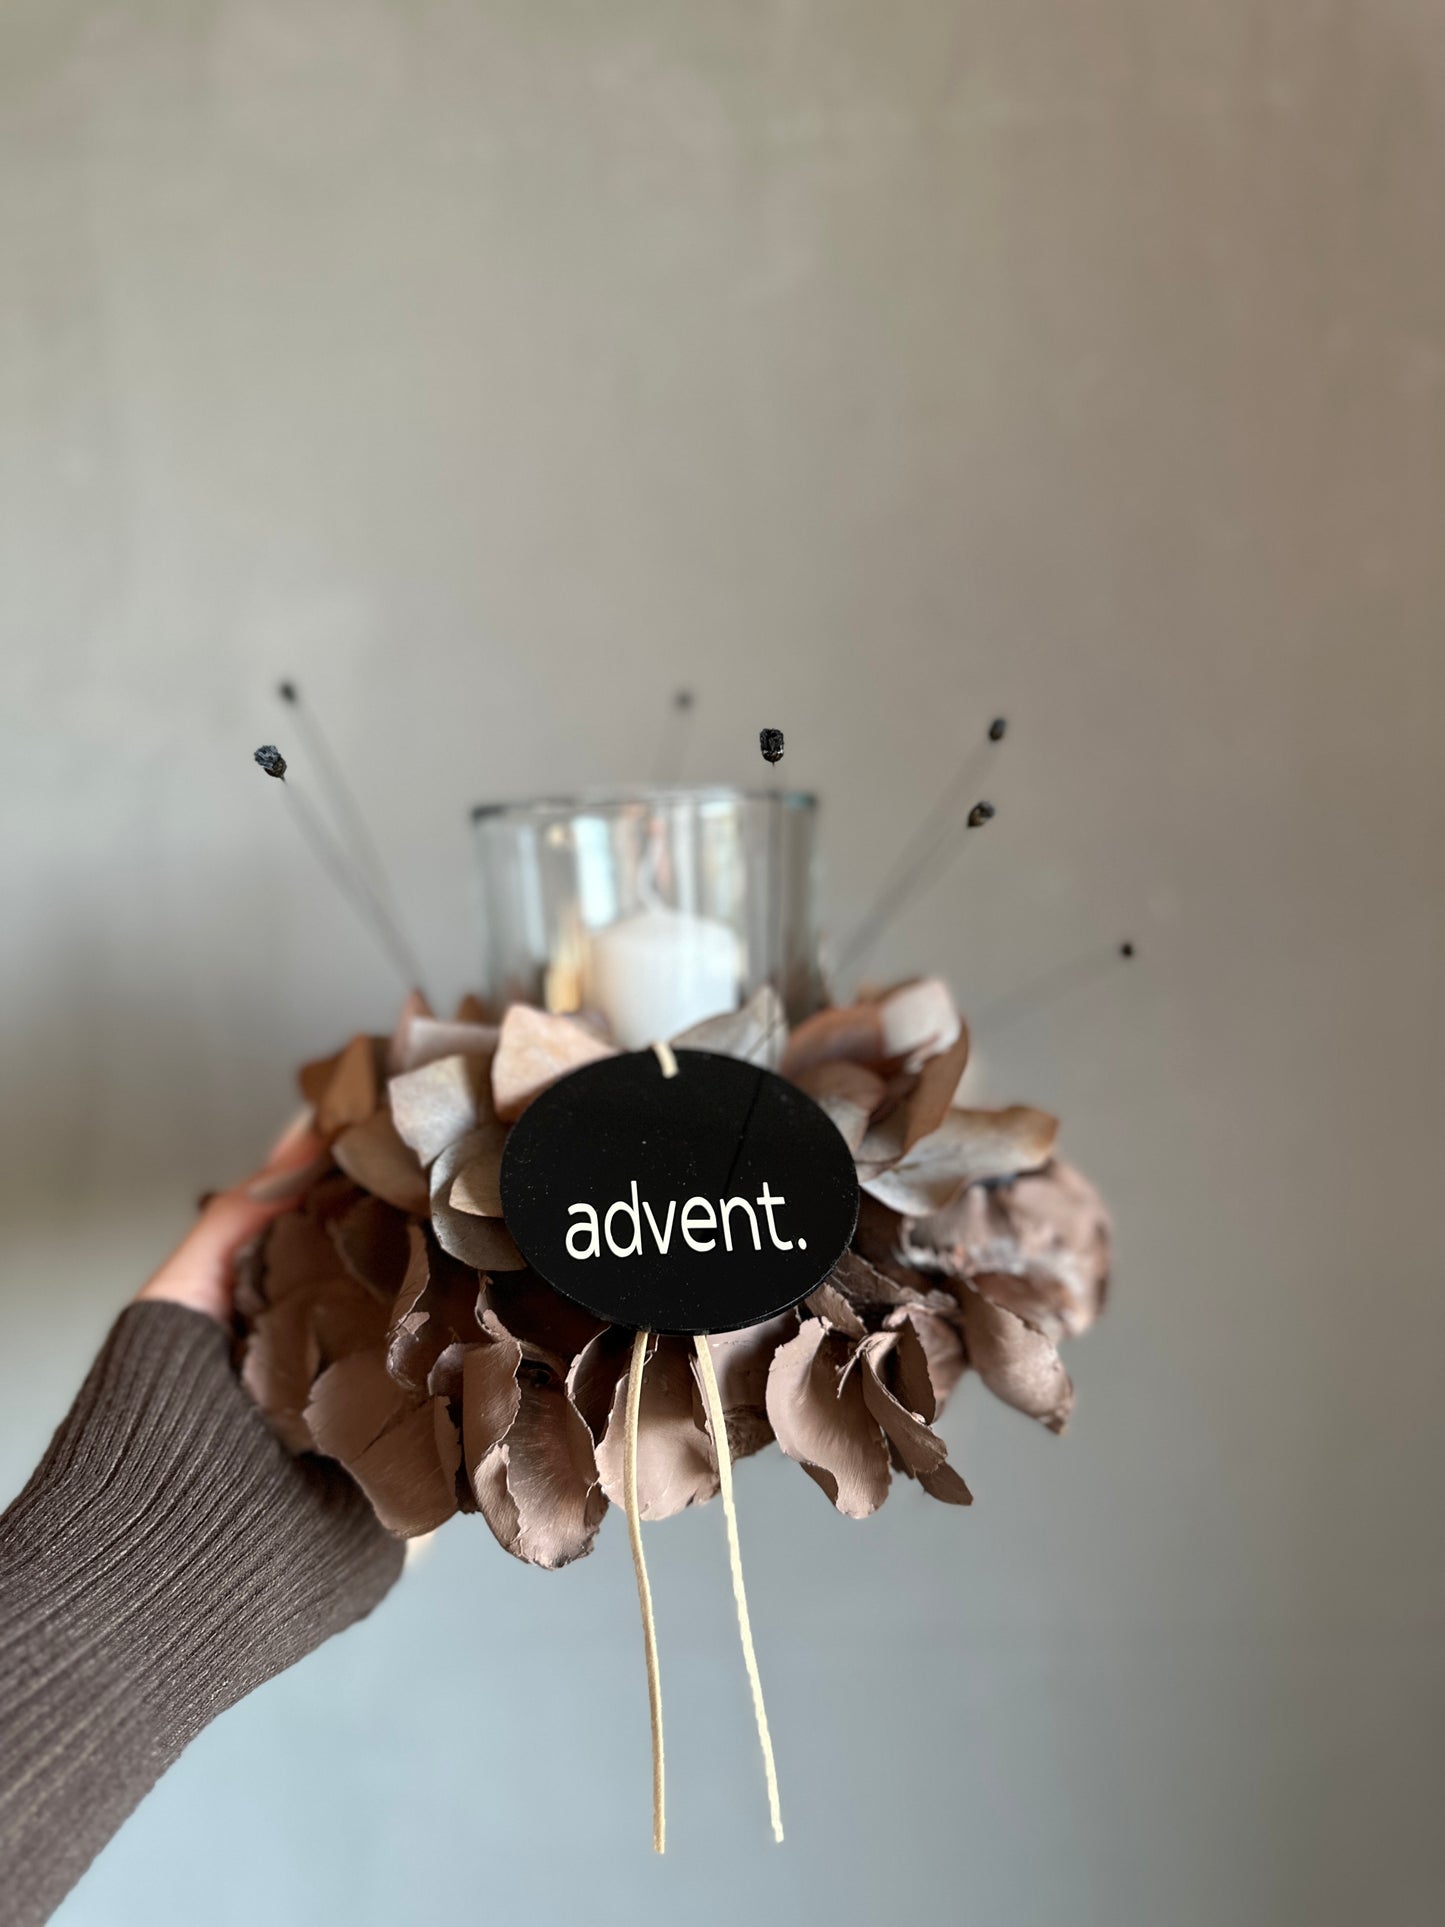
[564,1181,806,1262]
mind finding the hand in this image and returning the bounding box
[136,1112,323,1325]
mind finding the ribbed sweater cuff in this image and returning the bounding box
[0,1301,404,1924]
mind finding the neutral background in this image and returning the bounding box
[3,4,1442,1924]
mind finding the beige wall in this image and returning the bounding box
[3,4,1442,1923]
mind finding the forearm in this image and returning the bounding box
[0,1302,403,1925]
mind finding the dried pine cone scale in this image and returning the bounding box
[235,979,1111,1565]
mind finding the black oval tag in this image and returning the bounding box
[499,1049,860,1335]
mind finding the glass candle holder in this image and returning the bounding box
[472,787,822,1048]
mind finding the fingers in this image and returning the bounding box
[136,1112,326,1325]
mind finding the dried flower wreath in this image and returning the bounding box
[238,979,1107,1556]
[240,691,1118,1849]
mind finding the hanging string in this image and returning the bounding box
[693,1335,785,1845]
[624,1328,666,1855]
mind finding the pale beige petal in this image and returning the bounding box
[429,1138,525,1270]
[443,1116,509,1218]
[491,1005,618,1121]
[790,1058,888,1151]
[861,1105,1058,1215]
[386,988,435,1075]
[875,977,963,1069]
[672,985,786,1068]
[387,1054,491,1165]
[331,1110,429,1214]
[394,1016,499,1074]
[781,1004,886,1080]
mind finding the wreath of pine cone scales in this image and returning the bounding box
[236,977,1110,1568]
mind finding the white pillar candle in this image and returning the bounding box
[583,906,741,1049]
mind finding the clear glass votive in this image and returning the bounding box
[471,787,822,1048]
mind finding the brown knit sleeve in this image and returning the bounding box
[0,1300,405,1925]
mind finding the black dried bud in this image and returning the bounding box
[759,727,785,765]
[254,744,287,780]
[966,800,996,828]
[1119,940,1135,959]
[277,680,298,704]
[988,716,1008,742]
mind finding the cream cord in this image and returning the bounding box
[639,1035,782,1846]
[693,1334,785,1843]
[624,1328,666,1854]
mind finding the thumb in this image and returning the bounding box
[137,1112,325,1325]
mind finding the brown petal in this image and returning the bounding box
[462,1332,523,1457]
[567,1326,633,1441]
[594,1334,718,1520]
[388,1053,493,1166]
[803,1280,868,1338]
[960,1290,1074,1433]
[875,977,964,1069]
[482,1271,604,1362]
[314,1034,384,1135]
[332,1109,429,1214]
[765,1320,891,1518]
[246,1148,332,1205]
[463,1339,606,1567]
[825,1246,950,1315]
[386,1224,484,1392]
[309,1275,393,1365]
[781,1004,885,1081]
[501,1379,607,1567]
[491,1005,617,1122]
[428,1136,525,1270]
[449,1145,505,1218]
[262,1207,344,1304]
[305,1349,460,1535]
[241,1297,321,1452]
[327,1194,412,1299]
[672,985,786,1068]
[340,1400,461,1536]
[858,1332,972,1504]
[904,1160,1110,1340]
[886,1303,967,1408]
[430,1203,525,1272]
[697,1313,794,1460]
[853,1028,972,1170]
[861,1106,1059,1215]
